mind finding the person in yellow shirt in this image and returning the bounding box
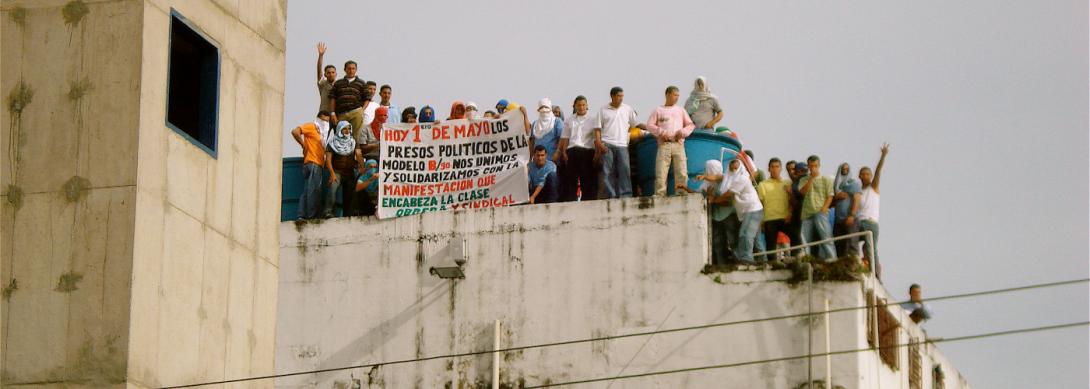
[756,158,794,259]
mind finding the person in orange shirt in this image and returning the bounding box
[292,110,332,222]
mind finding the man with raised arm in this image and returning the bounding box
[857,143,889,275]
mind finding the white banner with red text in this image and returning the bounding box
[377,110,530,219]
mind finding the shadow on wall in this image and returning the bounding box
[314,281,450,384]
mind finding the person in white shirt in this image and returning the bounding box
[593,87,647,198]
[361,81,379,127]
[718,158,765,263]
[557,95,600,201]
[857,143,888,277]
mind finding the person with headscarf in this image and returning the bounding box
[292,111,333,221]
[719,158,764,263]
[698,160,734,264]
[322,120,358,218]
[531,98,564,160]
[401,106,417,123]
[832,162,863,257]
[685,76,724,130]
[466,102,480,120]
[419,105,436,123]
[447,100,467,120]
[356,159,380,216]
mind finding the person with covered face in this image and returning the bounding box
[465,102,480,120]
[531,98,564,161]
[685,76,724,130]
[447,100,467,120]
[646,86,696,197]
[527,145,559,204]
[291,111,332,221]
[832,161,863,257]
[857,143,889,276]
[358,106,387,163]
[720,158,764,263]
[418,105,436,123]
[697,160,733,264]
[323,121,358,218]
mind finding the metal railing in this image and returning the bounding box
[748,230,878,273]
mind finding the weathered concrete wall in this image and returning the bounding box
[1,0,285,388]
[2,0,142,387]
[277,196,899,389]
[127,0,286,388]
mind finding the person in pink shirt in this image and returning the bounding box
[646,86,696,196]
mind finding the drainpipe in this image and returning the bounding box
[825,298,832,389]
[493,320,501,389]
[804,262,813,387]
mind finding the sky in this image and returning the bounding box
[280,1,1089,387]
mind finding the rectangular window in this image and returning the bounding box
[166,10,219,156]
[908,338,922,389]
[877,299,900,370]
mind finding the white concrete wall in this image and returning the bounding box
[2,1,142,387]
[276,196,926,389]
[128,0,286,388]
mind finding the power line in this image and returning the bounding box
[523,321,1090,388]
[158,277,1088,388]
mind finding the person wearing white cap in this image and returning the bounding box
[531,97,564,161]
[465,101,480,120]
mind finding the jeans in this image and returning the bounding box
[654,142,687,196]
[737,209,764,262]
[800,212,837,260]
[298,162,324,219]
[834,219,860,257]
[324,169,356,217]
[561,147,600,201]
[859,219,880,273]
[600,144,632,198]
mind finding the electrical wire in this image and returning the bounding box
[158,277,1088,389]
[523,321,1090,388]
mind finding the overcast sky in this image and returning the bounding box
[280,1,1089,387]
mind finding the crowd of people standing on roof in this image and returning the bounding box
[290,43,890,273]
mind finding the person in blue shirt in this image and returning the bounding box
[833,162,863,256]
[530,98,564,159]
[900,284,933,324]
[356,160,379,216]
[527,145,559,204]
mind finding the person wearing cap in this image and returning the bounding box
[466,102,480,120]
[495,99,509,114]
[832,162,862,257]
[356,159,380,216]
[531,98,564,161]
[594,86,647,198]
[557,95,600,202]
[646,86,695,196]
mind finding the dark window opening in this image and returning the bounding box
[167,10,219,156]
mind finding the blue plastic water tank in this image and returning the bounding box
[633,130,743,196]
[281,157,303,221]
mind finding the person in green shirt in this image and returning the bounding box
[798,155,837,260]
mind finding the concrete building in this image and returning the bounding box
[1,0,286,388]
[277,196,970,389]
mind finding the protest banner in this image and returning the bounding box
[377,110,530,219]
